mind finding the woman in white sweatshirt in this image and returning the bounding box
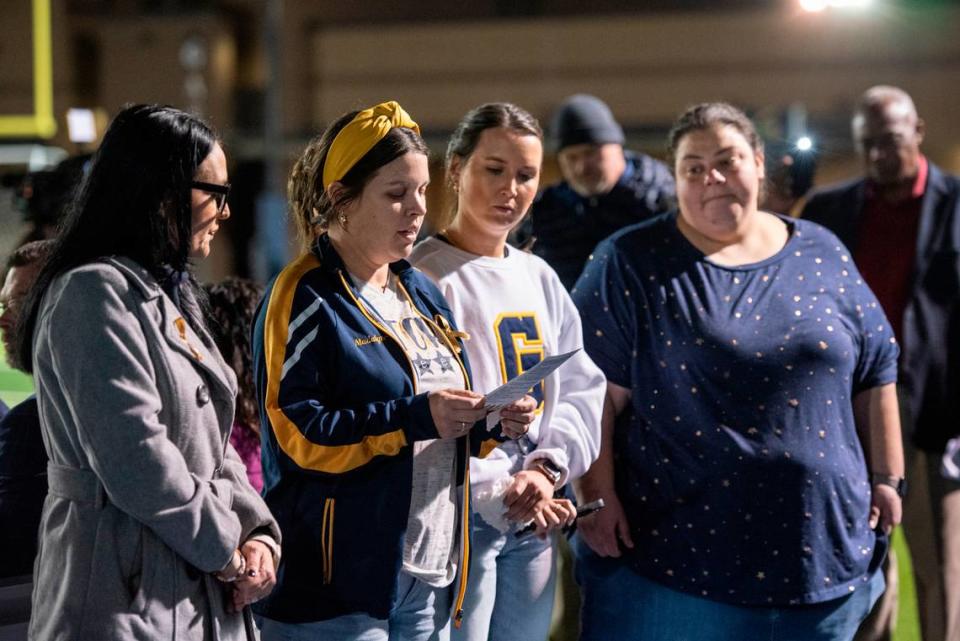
[409,102,605,641]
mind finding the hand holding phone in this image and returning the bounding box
[514,498,606,538]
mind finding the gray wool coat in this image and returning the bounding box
[29,257,280,641]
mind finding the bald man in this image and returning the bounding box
[803,86,960,641]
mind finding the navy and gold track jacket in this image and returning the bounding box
[252,235,498,625]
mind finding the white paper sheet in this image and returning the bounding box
[483,349,579,410]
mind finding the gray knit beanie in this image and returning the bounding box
[551,94,625,151]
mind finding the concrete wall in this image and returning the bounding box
[69,15,237,132]
[309,4,960,177]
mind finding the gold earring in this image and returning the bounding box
[337,210,348,228]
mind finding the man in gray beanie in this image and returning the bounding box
[524,94,675,290]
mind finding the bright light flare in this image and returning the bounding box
[796,136,814,152]
[800,0,872,11]
[800,0,828,11]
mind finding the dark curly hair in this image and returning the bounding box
[204,277,265,432]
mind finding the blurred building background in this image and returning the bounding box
[1,0,959,283]
[0,3,956,635]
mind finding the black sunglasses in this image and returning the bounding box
[191,180,231,214]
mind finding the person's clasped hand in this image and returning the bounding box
[868,483,902,536]
[229,539,277,612]
[503,466,576,538]
[519,497,576,538]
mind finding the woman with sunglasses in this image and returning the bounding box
[191,178,231,252]
[15,104,280,640]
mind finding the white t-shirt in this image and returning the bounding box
[351,272,465,587]
[408,238,605,521]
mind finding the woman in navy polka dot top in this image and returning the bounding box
[571,102,904,641]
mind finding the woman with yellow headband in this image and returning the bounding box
[251,101,537,640]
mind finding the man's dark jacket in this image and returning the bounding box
[802,162,960,453]
[526,151,675,290]
[0,395,47,577]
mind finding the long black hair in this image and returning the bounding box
[14,104,219,373]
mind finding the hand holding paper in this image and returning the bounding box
[498,395,537,439]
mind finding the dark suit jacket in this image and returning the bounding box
[0,395,46,578]
[802,163,960,453]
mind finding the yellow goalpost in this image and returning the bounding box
[0,0,56,139]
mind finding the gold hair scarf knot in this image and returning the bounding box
[322,101,420,190]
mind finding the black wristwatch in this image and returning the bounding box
[531,458,562,487]
[871,473,907,498]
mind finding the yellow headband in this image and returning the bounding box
[322,101,421,190]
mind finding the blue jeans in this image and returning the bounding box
[451,517,557,641]
[258,572,452,641]
[574,536,885,641]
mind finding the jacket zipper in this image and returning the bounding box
[321,498,335,584]
[453,446,470,628]
[396,280,473,627]
[341,271,474,626]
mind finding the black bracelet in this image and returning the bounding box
[871,473,907,498]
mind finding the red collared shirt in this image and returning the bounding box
[853,155,928,344]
